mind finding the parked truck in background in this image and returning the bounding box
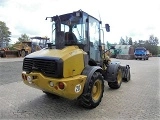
[13,36,50,57]
[0,36,50,58]
[134,47,149,60]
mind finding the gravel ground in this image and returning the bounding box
[0,61,23,85]
[0,57,159,120]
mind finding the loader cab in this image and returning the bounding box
[30,36,50,48]
[47,10,110,65]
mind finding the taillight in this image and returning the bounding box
[58,82,65,89]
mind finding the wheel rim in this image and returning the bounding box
[117,69,122,84]
[92,79,102,102]
[21,51,25,57]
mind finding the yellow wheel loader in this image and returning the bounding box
[22,10,131,109]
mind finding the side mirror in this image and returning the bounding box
[105,24,110,32]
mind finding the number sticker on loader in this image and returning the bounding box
[75,84,81,93]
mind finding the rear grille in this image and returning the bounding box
[23,58,62,78]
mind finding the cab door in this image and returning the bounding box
[88,16,101,63]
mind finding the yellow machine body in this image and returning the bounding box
[22,46,87,100]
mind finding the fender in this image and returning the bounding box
[82,65,102,93]
[105,62,121,82]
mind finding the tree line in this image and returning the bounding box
[119,35,159,55]
[0,21,11,47]
[0,20,30,48]
[0,20,160,55]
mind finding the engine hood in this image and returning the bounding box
[23,46,86,78]
[25,46,86,61]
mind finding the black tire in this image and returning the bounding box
[123,68,131,82]
[25,51,28,56]
[21,50,26,57]
[78,72,104,109]
[0,51,5,58]
[0,53,3,58]
[108,68,122,89]
[43,91,60,99]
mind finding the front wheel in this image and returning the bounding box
[78,72,104,109]
[21,50,26,57]
[108,68,122,89]
[146,57,149,60]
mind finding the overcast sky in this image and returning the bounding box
[0,0,160,44]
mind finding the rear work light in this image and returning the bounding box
[27,76,33,84]
[49,81,54,87]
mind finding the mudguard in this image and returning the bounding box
[82,65,102,93]
[105,62,121,82]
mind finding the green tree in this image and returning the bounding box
[125,36,128,45]
[119,37,125,45]
[128,37,133,45]
[0,21,11,47]
[133,40,138,46]
[149,35,159,46]
[18,34,30,42]
[158,46,160,54]
[148,35,159,55]
[119,36,133,45]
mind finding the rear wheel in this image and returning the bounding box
[123,67,131,82]
[108,68,122,89]
[78,72,104,109]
